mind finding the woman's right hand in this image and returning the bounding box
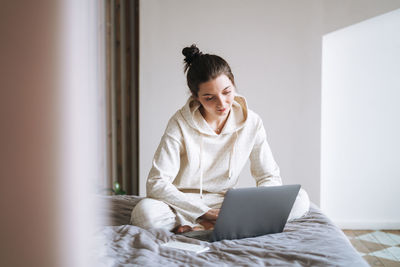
[198,209,220,230]
[200,208,220,221]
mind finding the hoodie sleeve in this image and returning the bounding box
[146,120,211,224]
[249,119,283,187]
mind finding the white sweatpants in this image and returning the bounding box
[130,188,310,231]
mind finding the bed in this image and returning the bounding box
[94,195,368,266]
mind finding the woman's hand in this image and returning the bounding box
[200,208,220,221]
[197,209,220,230]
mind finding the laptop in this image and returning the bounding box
[181,184,301,242]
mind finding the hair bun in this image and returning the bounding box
[182,44,202,66]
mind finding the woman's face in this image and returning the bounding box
[196,74,235,120]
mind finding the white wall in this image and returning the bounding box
[321,9,400,229]
[139,0,323,202]
[139,0,400,213]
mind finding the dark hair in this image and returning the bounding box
[182,44,235,97]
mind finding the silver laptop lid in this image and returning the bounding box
[211,184,301,242]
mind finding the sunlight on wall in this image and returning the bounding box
[321,9,400,229]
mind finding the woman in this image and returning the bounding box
[131,44,310,234]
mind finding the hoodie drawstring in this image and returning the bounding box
[228,131,238,179]
[199,135,204,199]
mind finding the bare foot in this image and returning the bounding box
[172,225,193,234]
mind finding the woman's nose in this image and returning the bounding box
[216,96,224,106]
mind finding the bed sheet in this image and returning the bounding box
[94,195,368,266]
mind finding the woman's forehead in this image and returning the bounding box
[198,75,233,96]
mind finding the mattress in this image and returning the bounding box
[94,195,368,266]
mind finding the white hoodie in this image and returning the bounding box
[146,95,282,224]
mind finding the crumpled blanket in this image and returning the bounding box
[93,195,368,267]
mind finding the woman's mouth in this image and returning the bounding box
[217,108,226,112]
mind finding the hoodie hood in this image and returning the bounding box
[180,94,249,136]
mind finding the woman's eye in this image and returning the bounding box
[223,91,231,95]
[206,97,214,101]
